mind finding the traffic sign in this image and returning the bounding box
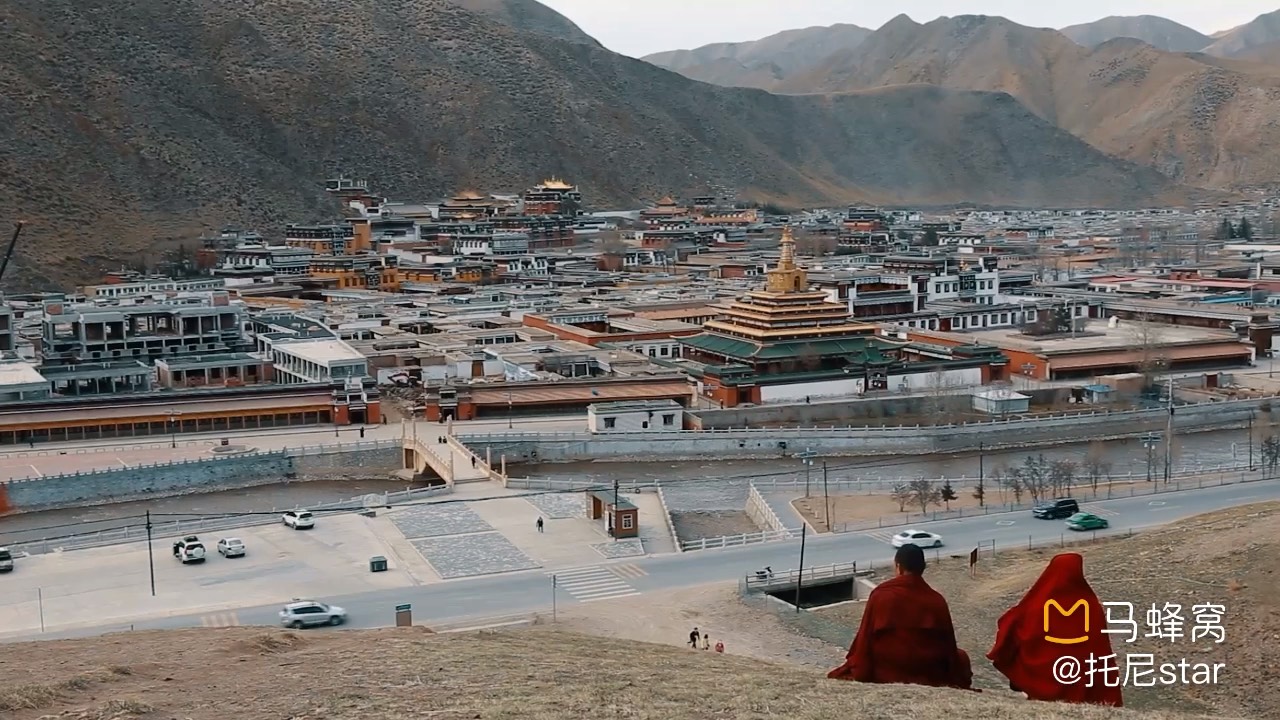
[395,604,411,612]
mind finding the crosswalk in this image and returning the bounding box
[551,563,647,603]
[200,612,241,627]
[866,531,897,544]
[1080,503,1119,518]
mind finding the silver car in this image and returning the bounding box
[279,600,347,629]
[217,537,246,557]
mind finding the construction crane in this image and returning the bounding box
[0,221,23,284]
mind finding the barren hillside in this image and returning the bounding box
[1203,10,1280,58]
[1059,15,1213,52]
[777,14,1280,189]
[643,23,873,90]
[0,627,1234,720]
[0,0,1180,288]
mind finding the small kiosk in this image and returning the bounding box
[586,490,639,539]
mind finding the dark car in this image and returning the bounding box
[1033,498,1080,520]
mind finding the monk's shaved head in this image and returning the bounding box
[895,544,927,575]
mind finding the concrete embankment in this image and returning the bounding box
[0,445,402,514]
[463,398,1272,464]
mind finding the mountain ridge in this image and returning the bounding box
[0,0,1184,288]
[1059,15,1213,52]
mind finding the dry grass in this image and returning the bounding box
[0,626,1234,720]
[0,666,133,712]
[814,502,1280,718]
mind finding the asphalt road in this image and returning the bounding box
[8,478,1276,644]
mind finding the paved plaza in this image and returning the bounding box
[390,503,494,538]
[524,492,585,519]
[409,532,540,579]
[591,538,645,559]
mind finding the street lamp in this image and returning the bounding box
[167,411,180,449]
[507,390,513,430]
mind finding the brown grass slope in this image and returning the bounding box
[779,14,1280,189]
[642,23,873,90]
[1203,9,1280,58]
[0,627,1230,720]
[817,501,1280,719]
[0,0,1180,288]
[1059,15,1213,53]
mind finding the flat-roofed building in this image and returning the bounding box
[0,359,50,402]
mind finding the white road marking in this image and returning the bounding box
[550,566,642,603]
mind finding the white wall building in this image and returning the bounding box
[587,399,683,433]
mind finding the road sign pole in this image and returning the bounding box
[552,575,557,623]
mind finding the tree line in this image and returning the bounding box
[887,452,1116,514]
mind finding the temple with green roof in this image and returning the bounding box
[677,227,1006,406]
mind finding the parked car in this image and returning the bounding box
[891,529,943,548]
[1066,512,1109,532]
[217,537,246,557]
[282,510,315,530]
[172,536,207,564]
[279,600,347,629]
[1033,498,1080,520]
[0,547,13,572]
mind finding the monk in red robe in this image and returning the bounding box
[828,544,973,689]
[988,552,1123,707]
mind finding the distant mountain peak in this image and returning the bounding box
[1060,14,1212,53]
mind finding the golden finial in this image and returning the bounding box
[779,225,795,270]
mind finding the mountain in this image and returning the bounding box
[1202,9,1280,57]
[1059,15,1212,52]
[448,0,597,45]
[777,14,1280,189]
[0,0,1184,288]
[642,24,873,90]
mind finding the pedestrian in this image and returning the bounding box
[715,641,724,653]
[471,456,477,468]
[702,633,710,651]
[359,427,365,438]
[536,516,544,533]
[688,627,700,649]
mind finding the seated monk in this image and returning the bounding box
[828,544,973,689]
[987,552,1123,707]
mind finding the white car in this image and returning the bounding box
[279,600,347,629]
[217,537,246,557]
[891,529,944,548]
[282,510,315,530]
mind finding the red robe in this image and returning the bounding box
[828,572,973,689]
[987,553,1124,707]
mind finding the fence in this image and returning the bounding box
[4,485,454,556]
[746,484,793,535]
[679,528,794,552]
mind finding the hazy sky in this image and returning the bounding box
[539,0,1278,57]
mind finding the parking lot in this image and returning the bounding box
[0,513,430,636]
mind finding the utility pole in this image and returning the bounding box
[612,477,620,542]
[1164,377,1174,484]
[977,441,985,508]
[797,448,817,497]
[146,510,156,597]
[822,462,831,530]
[1249,411,1256,471]
[1142,432,1160,482]
[794,523,808,614]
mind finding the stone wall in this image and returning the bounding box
[1,447,403,513]
[465,398,1274,463]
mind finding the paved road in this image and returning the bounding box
[7,477,1276,644]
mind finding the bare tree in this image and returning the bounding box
[1129,313,1167,392]
[1049,459,1078,496]
[1013,454,1053,503]
[1082,441,1112,493]
[1262,436,1280,478]
[890,484,912,513]
[1002,470,1025,504]
[925,366,953,423]
[599,236,628,255]
[906,478,942,515]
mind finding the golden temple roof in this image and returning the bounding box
[454,190,486,201]
[541,177,573,190]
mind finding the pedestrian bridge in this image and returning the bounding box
[401,422,504,485]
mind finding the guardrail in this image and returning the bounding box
[740,561,860,593]
[5,484,454,556]
[679,528,796,552]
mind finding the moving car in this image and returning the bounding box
[282,510,315,530]
[0,546,13,572]
[1032,498,1080,520]
[1066,512,1109,532]
[217,537,246,557]
[172,536,207,564]
[891,529,943,548]
[279,600,347,629]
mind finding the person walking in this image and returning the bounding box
[536,517,544,533]
[359,427,365,438]
[688,627,701,649]
[701,633,711,651]
[471,456,477,468]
